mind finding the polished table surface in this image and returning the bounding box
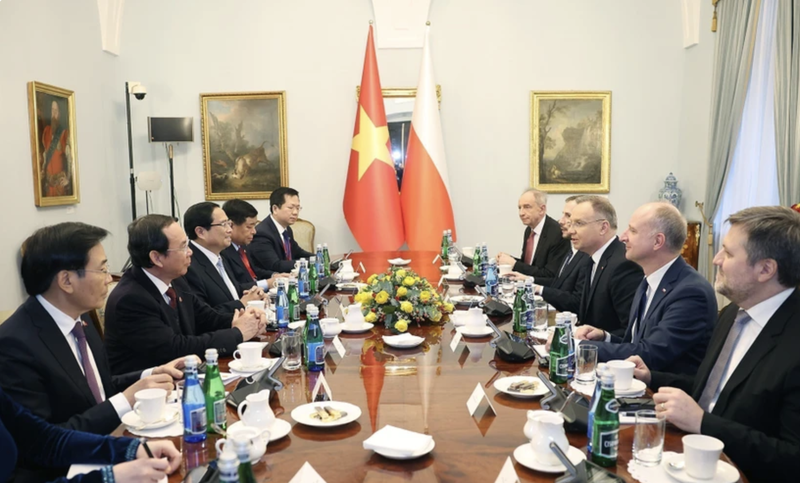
[119,251,746,483]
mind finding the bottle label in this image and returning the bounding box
[291,306,299,321]
[187,407,207,434]
[596,429,619,459]
[276,306,285,322]
[553,355,569,377]
[307,342,324,364]
[213,399,227,426]
[604,399,620,413]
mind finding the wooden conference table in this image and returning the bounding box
[118,251,746,483]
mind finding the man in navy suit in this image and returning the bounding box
[630,206,800,482]
[248,187,314,274]
[221,199,284,290]
[575,202,716,374]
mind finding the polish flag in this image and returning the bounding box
[400,27,456,250]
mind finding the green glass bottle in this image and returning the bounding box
[203,349,226,434]
[322,243,331,277]
[308,256,318,295]
[549,315,569,384]
[287,278,300,322]
[472,243,483,275]
[512,281,527,333]
[304,305,324,371]
[440,230,449,263]
[233,437,257,483]
[590,373,620,467]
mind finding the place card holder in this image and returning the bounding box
[537,373,590,433]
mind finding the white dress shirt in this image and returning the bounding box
[590,236,617,282]
[231,242,269,290]
[707,287,794,412]
[192,242,239,301]
[628,256,680,341]
[143,268,174,305]
[526,216,547,264]
[271,215,287,238]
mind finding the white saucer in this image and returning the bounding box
[450,311,489,327]
[290,401,361,427]
[443,273,463,281]
[227,419,292,442]
[336,282,367,291]
[493,376,549,398]
[229,358,274,373]
[449,295,484,305]
[513,443,586,473]
[288,320,305,330]
[323,327,342,339]
[374,439,436,460]
[341,322,374,333]
[121,408,180,430]
[382,334,425,349]
[336,272,359,282]
[388,258,411,266]
[439,265,449,272]
[569,378,647,398]
[662,454,739,483]
[456,326,494,338]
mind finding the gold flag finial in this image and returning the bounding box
[711,0,720,32]
[426,21,431,26]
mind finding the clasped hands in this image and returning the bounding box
[113,439,182,483]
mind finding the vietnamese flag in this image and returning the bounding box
[343,26,405,251]
[400,26,456,250]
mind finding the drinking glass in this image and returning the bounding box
[281,332,302,371]
[499,277,514,298]
[533,300,549,332]
[575,345,598,384]
[633,410,666,466]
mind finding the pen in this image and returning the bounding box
[140,437,154,458]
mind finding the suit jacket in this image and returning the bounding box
[538,249,592,313]
[578,237,643,337]
[221,244,273,285]
[512,216,571,279]
[248,215,313,273]
[650,289,800,483]
[0,297,139,437]
[104,266,243,375]
[582,257,716,374]
[183,241,248,314]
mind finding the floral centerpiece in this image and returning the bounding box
[353,267,454,333]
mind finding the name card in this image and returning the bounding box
[494,457,520,483]
[288,462,326,483]
[432,253,441,264]
[331,335,346,358]
[358,262,366,273]
[311,373,332,402]
[466,382,496,416]
[449,330,463,352]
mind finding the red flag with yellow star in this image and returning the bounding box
[343,26,405,250]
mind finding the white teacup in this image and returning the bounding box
[234,342,264,370]
[320,317,342,336]
[133,388,167,424]
[462,247,475,258]
[465,307,485,327]
[606,360,635,390]
[498,264,513,275]
[215,426,270,462]
[447,264,463,276]
[247,300,266,312]
[682,435,724,479]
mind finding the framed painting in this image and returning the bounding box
[200,91,288,200]
[27,81,80,206]
[530,91,611,193]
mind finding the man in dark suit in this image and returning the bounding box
[104,215,265,375]
[570,196,643,337]
[497,189,570,278]
[630,206,800,482]
[575,202,716,374]
[182,202,267,314]
[221,199,284,290]
[248,187,313,273]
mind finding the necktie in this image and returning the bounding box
[282,231,292,261]
[524,231,536,265]
[558,250,573,278]
[697,310,751,411]
[216,258,239,300]
[632,278,650,343]
[239,247,257,280]
[165,287,177,309]
[71,322,103,404]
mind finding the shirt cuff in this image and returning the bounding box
[603,331,612,342]
[140,368,153,378]
[109,393,133,418]
[257,279,269,290]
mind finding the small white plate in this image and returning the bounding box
[373,439,436,460]
[229,358,274,373]
[227,419,292,442]
[569,378,647,398]
[288,320,306,330]
[456,326,494,338]
[493,376,549,398]
[336,282,367,291]
[341,322,374,333]
[439,265,449,272]
[450,311,489,327]
[388,258,411,266]
[513,443,586,473]
[121,408,180,430]
[291,401,361,427]
[662,454,740,483]
[449,295,484,305]
[336,272,360,282]
[382,334,425,349]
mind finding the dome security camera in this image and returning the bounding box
[128,82,147,100]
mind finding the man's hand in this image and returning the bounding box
[121,374,174,407]
[507,271,528,282]
[496,252,516,267]
[653,387,704,434]
[240,287,266,304]
[113,459,169,483]
[626,355,652,385]
[151,356,199,380]
[232,308,263,340]
[574,325,605,341]
[135,440,181,473]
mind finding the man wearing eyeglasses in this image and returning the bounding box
[0,223,189,479]
[249,187,314,273]
[568,195,643,337]
[182,202,267,314]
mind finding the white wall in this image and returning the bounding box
[0,0,715,310]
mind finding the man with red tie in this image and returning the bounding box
[248,187,314,274]
[221,199,286,289]
[497,189,570,278]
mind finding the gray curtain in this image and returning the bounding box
[699,0,761,280]
[775,0,800,206]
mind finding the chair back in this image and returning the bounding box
[292,218,316,253]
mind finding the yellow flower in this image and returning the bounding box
[365,312,377,323]
[375,290,390,304]
[403,276,416,287]
[396,286,408,297]
[396,269,407,279]
[419,290,432,303]
[395,319,408,332]
[414,277,421,283]
[430,311,443,322]
[400,301,414,313]
[443,302,455,313]
[367,274,377,284]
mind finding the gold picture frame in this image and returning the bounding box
[200,91,288,201]
[356,85,442,108]
[27,81,80,206]
[530,91,611,193]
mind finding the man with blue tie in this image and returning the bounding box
[248,187,314,274]
[629,206,800,482]
[574,202,717,374]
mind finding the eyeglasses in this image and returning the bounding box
[571,218,607,229]
[209,220,233,228]
[76,266,112,276]
[167,240,191,253]
[283,205,302,213]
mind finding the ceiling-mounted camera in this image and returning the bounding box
[128,82,147,100]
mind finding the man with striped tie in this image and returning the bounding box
[574,202,716,374]
[249,187,314,274]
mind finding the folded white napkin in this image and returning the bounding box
[363,425,433,456]
[288,462,327,483]
[382,333,423,346]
